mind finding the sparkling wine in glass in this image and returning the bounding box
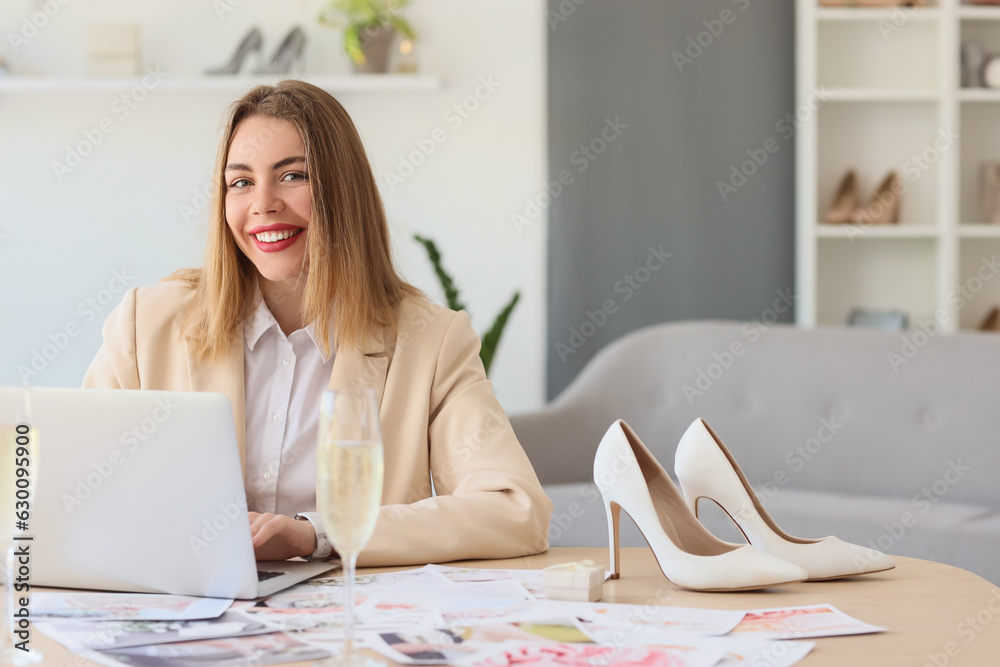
[1,387,42,664]
[316,389,384,667]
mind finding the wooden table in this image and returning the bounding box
[28,548,1000,665]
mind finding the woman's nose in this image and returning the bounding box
[251,182,284,215]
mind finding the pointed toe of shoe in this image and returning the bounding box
[774,537,895,581]
[670,546,807,592]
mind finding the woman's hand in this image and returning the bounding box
[248,511,316,561]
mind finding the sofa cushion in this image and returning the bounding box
[544,482,1000,585]
[513,321,1000,508]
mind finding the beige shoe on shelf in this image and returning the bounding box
[674,418,896,582]
[823,169,860,224]
[851,171,901,225]
[979,307,1000,331]
[593,420,808,592]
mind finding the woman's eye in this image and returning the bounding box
[283,171,307,182]
[229,177,252,189]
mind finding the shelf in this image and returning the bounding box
[800,0,1000,331]
[959,224,1000,237]
[816,225,940,239]
[0,74,444,93]
[822,88,940,102]
[817,7,941,21]
[959,5,1000,20]
[959,88,1000,102]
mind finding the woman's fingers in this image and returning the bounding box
[249,512,280,545]
[248,512,317,560]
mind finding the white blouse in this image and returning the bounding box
[241,299,335,517]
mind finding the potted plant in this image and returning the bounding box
[414,235,520,377]
[318,0,416,74]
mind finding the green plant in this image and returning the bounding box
[414,235,520,377]
[318,0,416,66]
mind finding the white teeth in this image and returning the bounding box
[253,228,301,243]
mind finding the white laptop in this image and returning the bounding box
[0,386,338,599]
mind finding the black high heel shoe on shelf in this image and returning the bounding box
[253,26,307,75]
[206,27,263,75]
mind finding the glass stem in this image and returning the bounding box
[342,553,358,656]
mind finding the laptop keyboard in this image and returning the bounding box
[257,570,284,582]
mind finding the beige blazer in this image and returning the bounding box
[82,281,552,566]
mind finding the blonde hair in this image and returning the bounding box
[173,80,420,359]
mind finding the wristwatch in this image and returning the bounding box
[294,512,333,561]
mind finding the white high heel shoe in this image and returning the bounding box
[593,420,808,592]
[674,418,895,581]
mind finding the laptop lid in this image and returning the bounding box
[2,387,335,600]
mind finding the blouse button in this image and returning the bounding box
[272,412,281,422]
[282,358,291,366]
[263,471,271,480]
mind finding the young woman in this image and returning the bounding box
[83,80,552,566]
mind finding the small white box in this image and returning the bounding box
[543,560,604,602]
[87,24,140,58]
[87,24,140,76]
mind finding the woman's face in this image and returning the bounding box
[224,116,312,288]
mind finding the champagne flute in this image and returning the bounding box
[0,387,42,664]
[316,389,384,667]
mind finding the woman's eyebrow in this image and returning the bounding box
[224,156,306,172]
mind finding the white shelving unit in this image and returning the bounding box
[0,74,443,94]
[797,0,1000,332]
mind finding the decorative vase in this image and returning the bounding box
[352,26,395,74]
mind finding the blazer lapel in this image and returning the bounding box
[328,323,397,408]
[187,338,247,471]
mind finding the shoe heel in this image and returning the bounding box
[673,417,896,581]
[606,501,621,580]
[678,478,701,519]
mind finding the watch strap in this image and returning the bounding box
[294,512,333,561]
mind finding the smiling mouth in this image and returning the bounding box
[253,228,303,243]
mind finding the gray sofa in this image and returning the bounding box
[510,321,1000,585]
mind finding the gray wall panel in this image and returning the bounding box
[547,0,796,399]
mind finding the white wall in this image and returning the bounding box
[0,0,546,412]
